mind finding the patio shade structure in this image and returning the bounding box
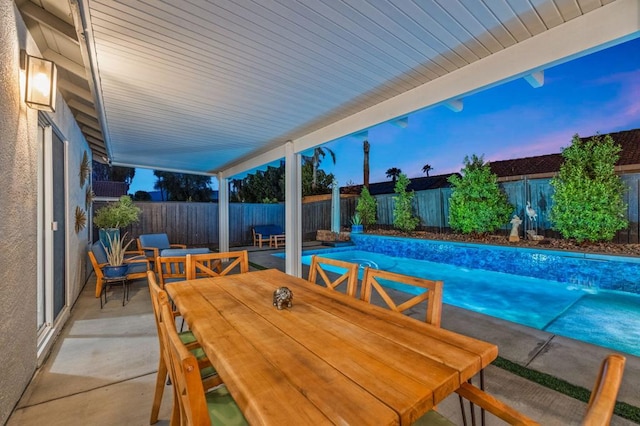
[16,0,640,275]
[14,0,637,174]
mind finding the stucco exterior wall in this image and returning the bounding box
[0,3,40,423]
[0,3,90,423]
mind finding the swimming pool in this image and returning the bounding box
[288,234,640,356]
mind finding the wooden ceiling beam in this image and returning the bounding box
[43,49,86,79]
[68,99,98,118]
[58,79,94,103]
[75,114,101,132]
[86,136,107,153]
[86,142,107,157]
[20,2,79,44]
[82,127,103,140]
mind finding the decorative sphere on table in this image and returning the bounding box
[273,287,293,310]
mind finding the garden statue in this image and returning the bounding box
[509,215,522,242]
[525,201,543,241]
[526,201,537,227]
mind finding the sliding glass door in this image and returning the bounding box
[37,118,67,354]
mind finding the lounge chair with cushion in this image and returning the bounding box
[137,233,187,263]
[252,224,284,248]
[88,241,150,299]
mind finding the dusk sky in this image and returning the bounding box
[129,37,640,194]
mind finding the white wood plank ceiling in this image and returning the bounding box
[17,0,634,176]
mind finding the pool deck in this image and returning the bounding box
[8,242,639,425]
[254,244,640,424]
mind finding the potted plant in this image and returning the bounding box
[351,213,364,234]
[102,232,136,278]
[93,195,141,247]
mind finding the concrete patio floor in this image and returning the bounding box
[7,244,639,425]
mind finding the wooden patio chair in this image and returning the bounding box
[159,302,248,426]
[307,255,359,297]
[360,268,443,326]
[88,241,150,299]
[155,255,189,289]
[186,251,249,280]
[581,354,626,425]
[422,353,627,426]
[147,271,222,424]
[137,233,186,263]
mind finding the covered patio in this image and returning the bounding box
[7,247,640,425]
[2,0,640,424]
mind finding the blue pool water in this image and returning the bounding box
[284,235,640,356]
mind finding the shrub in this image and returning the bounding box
[448,154,512,235]
[93,195,141,229]
[356,187,377,228]
[550,134,628,243]
[393,174,419,233]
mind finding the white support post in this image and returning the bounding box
[284,142,302,277]
[217,173,230,254]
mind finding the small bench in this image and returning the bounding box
[252,225,285,248]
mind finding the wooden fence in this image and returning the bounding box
[93,172,640,247]
[371,174,640,243]
[93,198,357,248]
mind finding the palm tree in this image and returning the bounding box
[363,140,370,189]
[311,147,336,191]
[422,164,433,177]
[386,167,402,182]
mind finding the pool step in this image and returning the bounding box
[321,241,355,247]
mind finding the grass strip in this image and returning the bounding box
[492,356,640,424]
[248,261,269,271]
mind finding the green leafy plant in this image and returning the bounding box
[393,174,419,233]
[351,213,362,226]
[93,195,141,229]
[355,187,377,228]
[102,232,135,266]
[448,154,513,236]
[550,134,628,243]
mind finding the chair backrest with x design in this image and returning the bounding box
[307,255,359,297]
[186,251,249,280]
[361,268,443,327]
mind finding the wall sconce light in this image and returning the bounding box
[21,50,57,112]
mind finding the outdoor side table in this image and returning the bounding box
[100,275,129,308]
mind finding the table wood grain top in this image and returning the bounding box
[166,269,498,425]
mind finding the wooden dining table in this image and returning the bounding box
[165,269,498,425]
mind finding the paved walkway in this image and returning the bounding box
[7,244,639,425]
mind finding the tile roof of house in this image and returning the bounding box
[489,128,640,178]
[93,181,129,198]
[346,173,458,196]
